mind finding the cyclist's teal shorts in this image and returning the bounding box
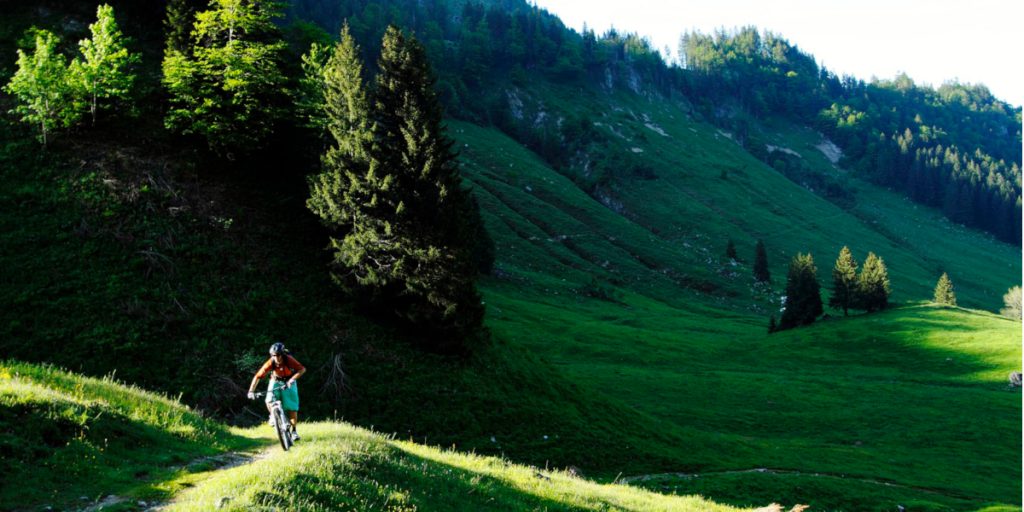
[266,380,299,411]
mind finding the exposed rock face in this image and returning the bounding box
[816,137,843,164]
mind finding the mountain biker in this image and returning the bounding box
[247,342,306,441]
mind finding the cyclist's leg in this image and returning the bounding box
[265,380,280,422]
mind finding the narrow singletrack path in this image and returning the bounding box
[620,467,979,502]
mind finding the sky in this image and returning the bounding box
[530,0,1023,107]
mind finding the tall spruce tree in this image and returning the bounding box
[164,0,196,54]
[162,0,289,156]
[753,239,770,283]
[726,239,737,260]
[933,272,956,306]
[69,4,138,125]
[857,252,891,312]
[778,253,823,330]
[309,26,485,351]
[307,23,372,233]
[370,26,484,348]
[829,246,858,315]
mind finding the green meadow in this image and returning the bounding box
[452,84,1022,510]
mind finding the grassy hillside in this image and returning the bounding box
[452,85,1022,510]
[162,422,754,512]
[1,361,765,512]
[0,124,739,480]
[0,360,259,508]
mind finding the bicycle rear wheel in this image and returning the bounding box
[274,406,292,451]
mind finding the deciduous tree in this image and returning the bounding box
[4,30,79,146]
[1001,286,1021,320]
[69,4,138,125]
[162,0,289,156]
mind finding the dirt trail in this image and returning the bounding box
[76,447,275,512]
[620,467,976,501]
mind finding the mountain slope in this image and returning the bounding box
[450,87,1022,510]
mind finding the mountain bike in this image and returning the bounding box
[253,388,293,451]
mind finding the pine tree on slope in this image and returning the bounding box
[308,26,485,351]
[779,253,823,330]
[857,252,891,312]
[933,272,956,306]
[829,246,858,316]
[753,239,770,283]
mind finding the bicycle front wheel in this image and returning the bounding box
[274,406,292,451]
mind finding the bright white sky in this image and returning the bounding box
[530,0,1023,107]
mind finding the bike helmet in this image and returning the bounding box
[269,342,286,356]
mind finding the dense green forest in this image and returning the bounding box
[287,0,1022,244]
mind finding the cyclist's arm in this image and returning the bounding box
[247,374,262,395]
[287,367,306,387]
[248,359,273,395]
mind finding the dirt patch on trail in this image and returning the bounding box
[74,449,273,512]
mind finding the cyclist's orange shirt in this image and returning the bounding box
[255,355,305,380]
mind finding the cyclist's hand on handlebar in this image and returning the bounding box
[247,391,255,400]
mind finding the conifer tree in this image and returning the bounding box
[69,4,138,125]
[829,246,858,315]
[164,0,196,54]
[307,23,372,233]
[309,26,486,351]
[370,26,485,348]
[778,253,823,330]
[753,239,770,283]
[857,252,891,312]
[933,272,956,306]
[162,0,288,155]
[726,239,737,260]
[4,30,79,146]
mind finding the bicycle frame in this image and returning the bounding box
[254,388,293,451]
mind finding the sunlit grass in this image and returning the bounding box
[165,422,752,512]
[0,361,259,508]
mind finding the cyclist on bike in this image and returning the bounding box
[247,342,306,441]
